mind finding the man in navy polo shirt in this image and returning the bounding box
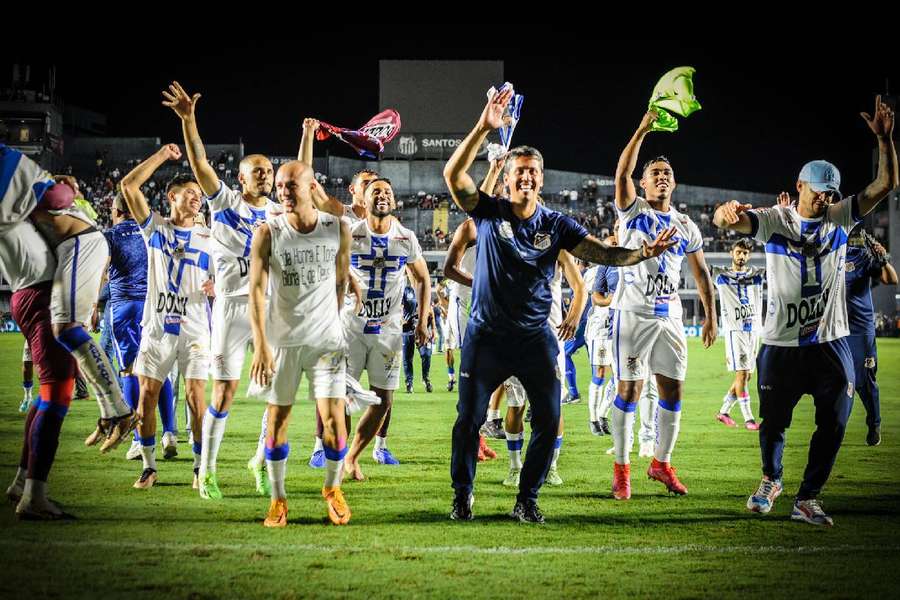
[443,86,676,523]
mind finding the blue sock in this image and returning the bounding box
[591,375,604,386]
[157,378,176,434]
[565,355,579,397]
[448,366,455,379]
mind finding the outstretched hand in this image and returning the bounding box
[640,226,678,258]
[861,95,895,139]
[162,81,201,121]
[477,87,514,132]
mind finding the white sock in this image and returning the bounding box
[597,378,616,419]
[68,338,129,417]
[551,435,563,468]
[265,442,289,499]
[654,399,682,463]
[140,441,157,471]
[313,436,324,452]
[738,394,754,422]
[374,435,387,451]
[505,431,523,469]
[267,459,287,500]
[588,382,600,421]
[720,393,737,415]
[611,396,636,465]
[23,384,33,401]
[23,478,47,501]
[324,458,344,489]
[638,385,658,444]
[253,408,268,466]
[200,407,229,476]
[11,467,26,490]
[487,409,501,421]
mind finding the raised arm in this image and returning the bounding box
[570,228,677,266]
[557,250,586,341]
[249,223,273,387]
[120,144,182,225]
[687,249,717,348]
[712,200,754,235]
[479,155,506,194]
[615,110,657,210]
[407,257,433,345]
[298,118,318,165]
[335,219,352,310]
[855,96,898,216]
[162,81,219,196]
[444,87,514,212]
[443,219,477,287]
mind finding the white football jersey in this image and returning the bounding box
[266,211,344,349]
[713,266,765,333]
[139,213,214,341]
[613,197,703,319]
[449,245,476,304]
[750,199,859,347]
[342,218,423,336]
[582,265,599,322]
[342,204,366,225]
[0,145,54,235]
[0,220,56,290]
[206,180,282,297]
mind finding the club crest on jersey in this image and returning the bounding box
[534,232,551,250]
[498,221,514,239]
[173,244,185,259]
[626,356,640,375]
[846,261,856,272]
[864,357,876,369]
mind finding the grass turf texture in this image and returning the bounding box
[1,334,898,599]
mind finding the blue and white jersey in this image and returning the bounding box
[104,219,148,302]
[0,220,55,290]
[613,197,703,320]
[712,265,765,333]
[748,198,861,347]
[205,180,282,297]
[589,264,620,340]
[0,145,56,234]
[467,191,588,336]
[139,212,213,340]
[343,218,422,336]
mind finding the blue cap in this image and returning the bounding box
[798,160,841,196]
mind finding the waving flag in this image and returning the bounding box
[648,67,701,132]
[315,109,402,159]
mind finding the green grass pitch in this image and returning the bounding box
[1,334,898,599]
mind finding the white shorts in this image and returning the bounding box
[724,330,758,372]
[51,230,108,325]
[504,376,529,408]
[210,295,253,380]
[346,329,403,391]
[611,311,687,382]
[22,341,31,362]
[589,338,613,367]
[269,345,346,406]
[445,296,469,350]
[134,333,211,382]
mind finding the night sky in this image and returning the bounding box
[10,36,899,197]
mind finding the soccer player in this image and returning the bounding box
[714,96,897,526]
[844,227,897,446]
[119,144,213,491]
[20,342,33,413]
[104,193,179,461]
[587,235,618,436]
[164,82,283,499]
[711,239,764,430]
[248,160,352,527]
[0,146,136,453]
[444,87,675,522]
[2,216,78,519]
[401,283,434,394]
[608,110,717,500]
[341,178,431,480]
[562,259,597,403]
